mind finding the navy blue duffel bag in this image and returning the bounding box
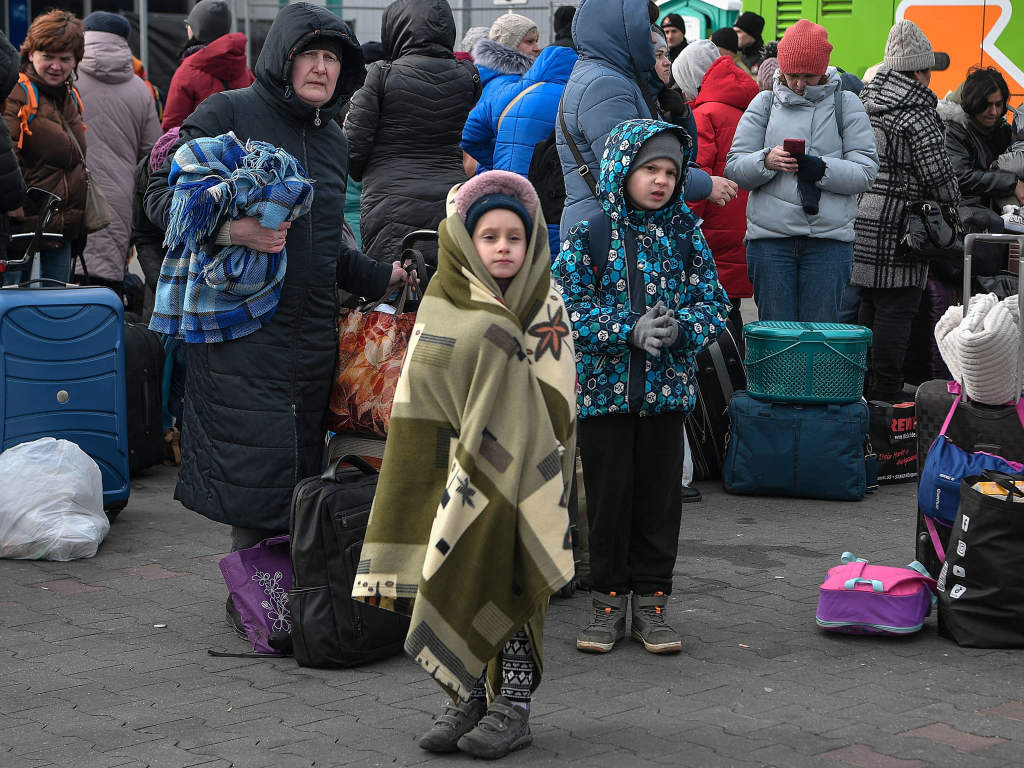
[723,392,874,501]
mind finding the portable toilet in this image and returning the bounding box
[656,0,742,42]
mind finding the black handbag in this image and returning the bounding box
[901,200,965,262]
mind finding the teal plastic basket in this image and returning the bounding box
[743,321,872,404]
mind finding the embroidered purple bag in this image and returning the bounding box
[218,534,292,654]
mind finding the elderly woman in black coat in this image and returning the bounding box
[145,2,406,633]
[343,0,479,265]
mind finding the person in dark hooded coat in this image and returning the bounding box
[343,0,479,264]
[0,33,27,263]
[145,2,405,630]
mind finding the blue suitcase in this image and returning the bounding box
[723,391,873,501]
[0,286,130,509]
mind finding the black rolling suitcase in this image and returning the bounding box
[915,233,1024,577]
[685,317,746,480]
[124,322,165,475]
[288,455,409,668]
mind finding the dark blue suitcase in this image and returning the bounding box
[0,286,130,508]
[723,391,872,501]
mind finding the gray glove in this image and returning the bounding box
[631,301,676,357]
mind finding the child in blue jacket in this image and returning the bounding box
[552,118,729,654]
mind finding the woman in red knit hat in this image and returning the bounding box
[724,19,878,322]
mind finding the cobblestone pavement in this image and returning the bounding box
[2,463,1023,768]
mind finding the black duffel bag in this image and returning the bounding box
[901,200,964,262]
[937,470,1024,648]
[288,455,410,667]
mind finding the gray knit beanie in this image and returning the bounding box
[488,12,538,49]
[883,20,937,72]
[187,0,232,45]
[629,132,683,179]
[460,26,489,54]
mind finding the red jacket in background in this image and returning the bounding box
[689,56,759,301]
[161,32,254,131]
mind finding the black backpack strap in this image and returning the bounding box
[587,211,611,278]
[558,95,599,200]
[585,213,637,282]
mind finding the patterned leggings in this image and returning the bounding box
[468,627,533,704]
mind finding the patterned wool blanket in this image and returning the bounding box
[149,132,313,343]
[352,188,577,702]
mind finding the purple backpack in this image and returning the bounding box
[816,552,937,636]
[218,534,293,654]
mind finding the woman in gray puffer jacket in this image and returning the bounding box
[344,0,479,265]
[725,19,877,322]
[851,21,959,403]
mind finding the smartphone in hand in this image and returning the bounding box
[783,138,806,156]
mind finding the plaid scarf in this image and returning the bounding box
[149,132,314,343]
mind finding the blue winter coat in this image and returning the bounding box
[556,0,712,240]
[461,38,533,171]
[552,119,730,419]
[489,45,578,255]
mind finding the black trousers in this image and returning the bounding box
[858,285,923,402]
[578,411,686,595]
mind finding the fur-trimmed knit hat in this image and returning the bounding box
[83,11,131,39]
[884,20,947,73]
[488,12,538,50]
[777,19,832,76]
[454,170,538,236]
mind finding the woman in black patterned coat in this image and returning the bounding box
[343,0,479,265]
[851,21,959,403]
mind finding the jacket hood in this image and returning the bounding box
[186,32,251,82]
[0,31,19,95]
[253,2,362,123]
[937,92,969,127]
[572,0,655,81]
[472,38,532,77]
[859,65,936,117]
[522,43,577,85]
[772,66,841,106]
[381,0,455,60]
[599,118,696,230]
[693,55,758,111]
[79,31,134,84]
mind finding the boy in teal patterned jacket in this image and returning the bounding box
[552,118,729,655]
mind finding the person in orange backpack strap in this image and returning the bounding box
[161,0,254,131]
[2,10,87,286]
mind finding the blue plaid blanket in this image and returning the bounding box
[149,132,314,343]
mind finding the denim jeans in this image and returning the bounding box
[3,243,73,286]
[746,237,854,323]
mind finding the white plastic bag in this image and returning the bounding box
[0,438,109,561]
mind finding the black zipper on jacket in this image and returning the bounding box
[623,226,646,413]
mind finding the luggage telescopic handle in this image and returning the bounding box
[961,233,1024,404]
[321,453,378,481]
